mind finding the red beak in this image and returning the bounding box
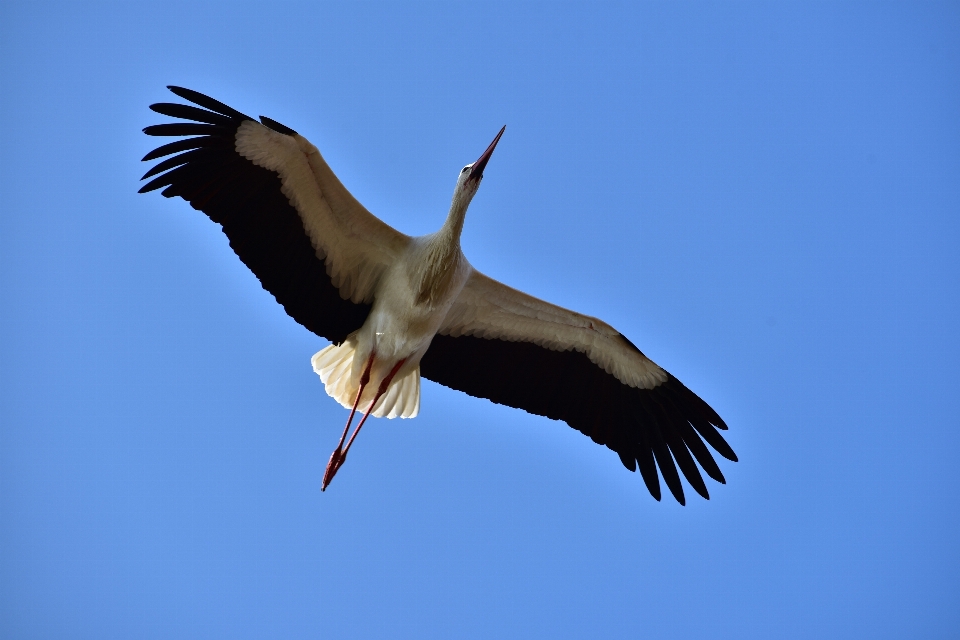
[469,126,506,181]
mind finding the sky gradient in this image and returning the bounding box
[1,2,959,638]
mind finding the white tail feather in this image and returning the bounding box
[311,343,420,419]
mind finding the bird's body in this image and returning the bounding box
[314,225,473,420]
[140,87,737,503]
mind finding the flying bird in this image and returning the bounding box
[139,86,736,504]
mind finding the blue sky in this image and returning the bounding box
[1,2,958,638]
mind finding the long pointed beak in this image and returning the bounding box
[469,125,506,180]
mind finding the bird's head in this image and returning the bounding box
[453,126,505,203]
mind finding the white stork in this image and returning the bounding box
[140,86,736,504]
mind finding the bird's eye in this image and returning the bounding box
[461,167,469,174]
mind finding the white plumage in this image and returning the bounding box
[312,340,421,419]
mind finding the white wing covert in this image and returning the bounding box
[440,271,668,390]
[235,120,409,304]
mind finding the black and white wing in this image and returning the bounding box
[139,86,409,344]
[421,270,737,504]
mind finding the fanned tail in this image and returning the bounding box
[312,343,420,419]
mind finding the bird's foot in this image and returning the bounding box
[320,357,406,493]
[321,447,346,491]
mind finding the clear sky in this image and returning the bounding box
[1,2,958,638]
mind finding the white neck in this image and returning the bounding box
[439,184,476,246]
[411,184,474,305]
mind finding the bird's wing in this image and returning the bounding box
[139,86,410,344]
[421,270,736,504]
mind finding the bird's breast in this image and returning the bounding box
[360,248,471,364]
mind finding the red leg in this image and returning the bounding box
[322,351,374,492]
[322,358,406,491]
[340,358,406,461]
[337,351,375,450]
